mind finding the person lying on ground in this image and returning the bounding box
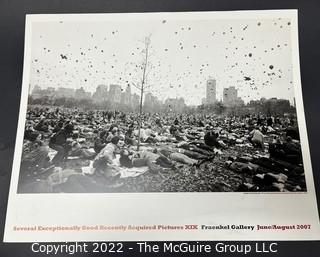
[68,134,96,160]
[119,149,161,173]
[140,149,174,168]
[153,146,197,165]
[269,136,302,164]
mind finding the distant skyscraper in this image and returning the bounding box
[223,86,237,104]
[144,92,154,106]
[124,85,132,105]
[132,93,140,108]
[144,92,162,112]
[164,97,186,113]
[92,84,109,102]
[109,84,121,103]
[31,85,41,95]
[56,87,75,98]
[31,86,56,99]
[206,79,216,104]
[223,86,244,106]
[120,92,126,104]
[75,87,91,99]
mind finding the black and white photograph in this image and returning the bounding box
[4,10,320,243]
[17,12,306,194]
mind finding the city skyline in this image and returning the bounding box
[30,16,295,105]
[31,82,293,108]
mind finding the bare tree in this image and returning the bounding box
[131,35,154,151]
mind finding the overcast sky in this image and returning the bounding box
[30,14,295,105]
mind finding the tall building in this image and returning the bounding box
[132,93,140,108]
[120,92,126,104]
[31,85,41,96]
[144,92,155,106]
[248,97,291,115]
[30,86,57,99]
[120,85,133,106]
[56,87,75,98]
[92,84,109,102]
[31,85,44,99]
[206,79,217,104]
[266,98,291,113]
[223,86,237,104]
[75,87,91,99]
[164,97,186,113]
[124,85,132,105]
[143,92,162,111]
[109,84,121,103]
[223,86,244,106]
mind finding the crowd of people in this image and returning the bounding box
[18,105,304,193]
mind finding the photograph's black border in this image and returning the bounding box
[0,0,319,256]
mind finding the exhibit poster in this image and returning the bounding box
[4,10,320,242]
